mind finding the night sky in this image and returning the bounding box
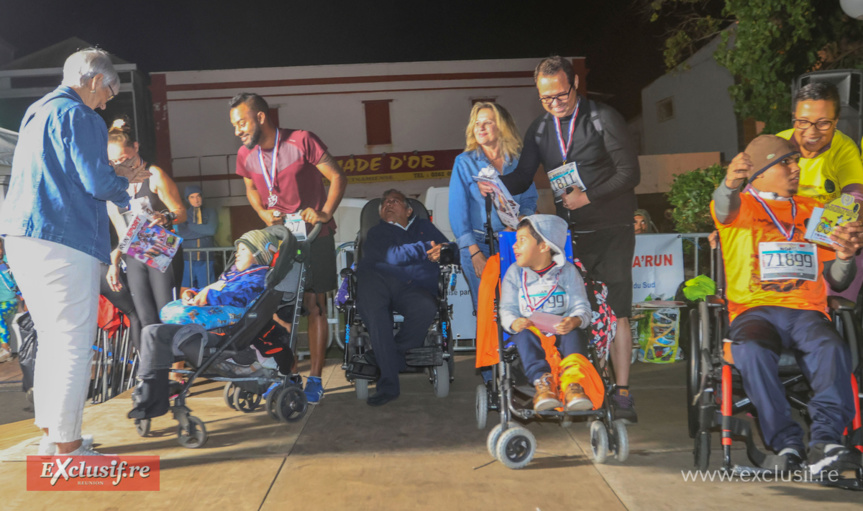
[0,0,667,118]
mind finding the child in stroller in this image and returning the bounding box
[500,215,600,412]
[128,227,296,422]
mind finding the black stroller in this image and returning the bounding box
[133,223,320,448]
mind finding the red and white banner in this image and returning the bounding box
[632,234,684,303]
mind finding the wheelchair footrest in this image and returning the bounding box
[405,347,443,367]
[346,360,380,381]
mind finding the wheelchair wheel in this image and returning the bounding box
[177,416,207,449]
[475,384,488,429]
[487,422,507,458]
[686,307,704,439]
[355,379,369,400]
[265,384,283,420]
[223,382,237,410]
[612,420,629,462]
[135,418,151,437]
[276,386,308,422]
[433,362,450,398]
[495,426,537,470]
[694,430,711,470]
[232,387,261,413]
[590,420,609,463]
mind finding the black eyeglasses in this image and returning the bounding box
[792,118,835,131]
[107,83,118,101]
[539,85,573,106]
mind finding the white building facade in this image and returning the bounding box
[151,57,588,212]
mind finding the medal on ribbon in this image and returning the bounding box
[258,129,281,209]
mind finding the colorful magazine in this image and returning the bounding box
[117,213,183,273]
[472,167,520,229]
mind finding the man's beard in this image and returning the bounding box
[244,123,262,149]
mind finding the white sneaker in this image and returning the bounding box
[0,344,11,363]
[38,434,94,455]
[65,445,105,456]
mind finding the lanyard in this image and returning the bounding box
[257,129,280,195]
[553,98,580,164]
[521,268,560,312]
[748,188,797,241]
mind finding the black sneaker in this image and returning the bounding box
[808,443,863,477]
[611,388,638,424]
[777,446,805,471]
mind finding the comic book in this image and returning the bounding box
[117,213,183,273]
[804,193,860,247]
[472,167,520,229]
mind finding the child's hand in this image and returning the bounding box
[555,316,582,335]
[190,288,209,306]
[511,317,533,333]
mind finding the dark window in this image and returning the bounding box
[363,100,392,145]
[657,97,674,123]
[268,108,280,127]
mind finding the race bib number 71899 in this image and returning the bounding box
[758,242,818,281]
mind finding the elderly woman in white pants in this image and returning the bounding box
[0,48,148,455]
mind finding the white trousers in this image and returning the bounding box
[6,236,100,443]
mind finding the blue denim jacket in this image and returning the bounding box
[0,86,130,263]
[448,149,538,250]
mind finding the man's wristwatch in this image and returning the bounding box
[160,210,177,224]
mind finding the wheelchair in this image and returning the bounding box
[339,197,457,400]
[687,246,863,488]
[132,224,319,448]
[477,226,629,470]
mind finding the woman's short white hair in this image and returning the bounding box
[61,48,119,90]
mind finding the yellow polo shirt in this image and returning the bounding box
[776,129,863,203]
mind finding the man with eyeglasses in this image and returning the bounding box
[487,55,641,423]
[777,82,863,302]
[355,189,450,406]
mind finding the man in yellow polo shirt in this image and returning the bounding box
[777,82,863,302]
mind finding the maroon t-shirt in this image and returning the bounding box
[236,128,336,236]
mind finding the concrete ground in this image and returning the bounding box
[0,356,861,510]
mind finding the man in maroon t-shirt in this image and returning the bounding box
[229,93,347,404]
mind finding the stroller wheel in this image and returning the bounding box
[233,387,262,413]
[223,383,236,410]
[355,379,369,400]
[486,422,509,459]
[590,420,609,463]
[276,386,308,422]
[135,418,151,437]
[432,362,450,398]
[177,416,208,449]
[265,384,284,420]
[475,384,488,429]
[612,420,629,462]
[495,426,537,470]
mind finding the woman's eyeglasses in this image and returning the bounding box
[792,118,835,131]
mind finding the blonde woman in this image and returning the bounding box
[448,102,537,310]
[106,118,187,331]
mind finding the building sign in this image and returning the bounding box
[632,234,684,303]
[335,149,462,184]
